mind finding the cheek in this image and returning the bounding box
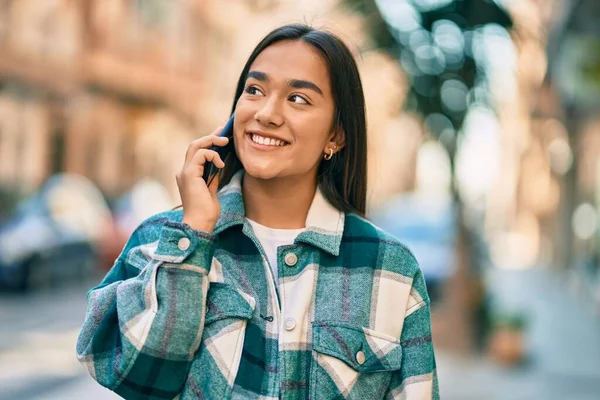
[293,114,332,149]
[233,103,254,142]
[234,100,254,126]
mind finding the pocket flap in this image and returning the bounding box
[205,283,256,324]
[312,321,403,373]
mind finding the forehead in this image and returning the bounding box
[249,40,331,91]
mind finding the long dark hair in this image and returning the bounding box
[219,24,368,216]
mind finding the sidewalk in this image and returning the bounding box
[429,264,600,400]
[28,374,119,400]
[436,351,600,400]
[430,261,600,399]
[484,266,600,379]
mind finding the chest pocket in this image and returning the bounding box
[181,283,255,399]
[310,321,403,400]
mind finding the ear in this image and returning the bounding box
[324,126,346,154]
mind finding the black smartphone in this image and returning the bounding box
[202,115,234,185]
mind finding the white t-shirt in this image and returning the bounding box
[246,218,305,283]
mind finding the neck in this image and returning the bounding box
[243,173,317,229]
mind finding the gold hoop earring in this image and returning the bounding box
[324,147,335,160]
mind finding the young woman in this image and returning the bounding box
[77,24,439,400]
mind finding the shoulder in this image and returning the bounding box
[136,209,184,231]
[121,209,184,254]
[98,209,185,286]
[343,213,420,278]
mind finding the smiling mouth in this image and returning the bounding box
[247,133,290,147]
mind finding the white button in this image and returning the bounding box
[284,253,298,267]
[356,351,366,365]
[284,317,296,331]
[178,237,191,251]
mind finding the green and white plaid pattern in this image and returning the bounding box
[77,171,439,399]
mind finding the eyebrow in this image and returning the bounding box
[247,70,324,96]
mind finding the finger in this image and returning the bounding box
[184,135,229,164]
[210,126,223,135]
[185,149,225,178]
[207,172,220,195]
[184,128,229,162]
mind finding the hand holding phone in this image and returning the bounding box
[176,115,234,232]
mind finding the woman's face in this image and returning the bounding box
[233,40,340,181]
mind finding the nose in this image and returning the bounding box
[254,97,284,127]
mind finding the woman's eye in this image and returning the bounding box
[244,85,264,96]
[289,95,309,105]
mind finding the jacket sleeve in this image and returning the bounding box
[76,216,216,399]
[385,268,440,399]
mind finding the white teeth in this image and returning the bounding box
[251,134,287,147]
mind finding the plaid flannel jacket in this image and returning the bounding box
[77,171,439,399]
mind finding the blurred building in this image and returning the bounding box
[0,0,215,201]
[0,0,407,209]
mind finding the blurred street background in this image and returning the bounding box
[0,0,599,399]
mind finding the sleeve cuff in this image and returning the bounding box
[153,221,216,265]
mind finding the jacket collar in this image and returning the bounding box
[214,170,345,256]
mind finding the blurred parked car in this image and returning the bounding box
[0,174,112,291]
[98,178,175,272]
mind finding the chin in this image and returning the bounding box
[241,160,282,181]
